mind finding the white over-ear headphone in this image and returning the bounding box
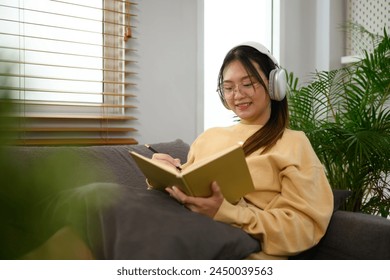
[238,42,287,101]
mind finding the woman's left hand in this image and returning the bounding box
[165,181,224,218]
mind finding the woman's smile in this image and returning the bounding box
[235,101,252,110]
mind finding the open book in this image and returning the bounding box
[129,144,255,203]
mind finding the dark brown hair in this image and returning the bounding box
[217,45,289,156]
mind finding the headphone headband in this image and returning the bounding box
[239,41,279,66]
[218,42,286,107]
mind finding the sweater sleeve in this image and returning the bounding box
[213,133,334,257]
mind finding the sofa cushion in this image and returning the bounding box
[5,139,190,189]
[314,210,390,259]
[332,189,351,211]
[3,140,260,260]
[87,184,260,260]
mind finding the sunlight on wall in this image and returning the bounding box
[203,0,274,130]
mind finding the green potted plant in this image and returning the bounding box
[288,27,390,217]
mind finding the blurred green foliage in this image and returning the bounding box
[0,75,120,259]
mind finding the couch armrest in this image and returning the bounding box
[313,210,390,259]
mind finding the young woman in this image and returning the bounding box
[153,42,333,259]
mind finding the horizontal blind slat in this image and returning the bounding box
[0,72,137,84]
[1,86,136,97]
[4,127,137,132]
[10,138,138,146]
[50,0,139,9]
[0,18,137,39]
[0,58,136,72]
[0,31,136,51]
[2,114,137,121]
[0,3,138,28]
[4,100,137,109]
[0,46,137,62]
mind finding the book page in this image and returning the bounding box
[181,145,254,203]
[183,145,241,173]
[129,151,195,196]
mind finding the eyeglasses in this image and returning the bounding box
[220,81,260,98]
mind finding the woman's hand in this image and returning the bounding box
[165,181,224,218]
[151,153,182,171]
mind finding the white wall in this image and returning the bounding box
[133,0,202,145]
[279,0,345,84]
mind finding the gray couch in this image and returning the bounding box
[2,139,390,259]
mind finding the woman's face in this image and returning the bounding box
[222,60,271,125]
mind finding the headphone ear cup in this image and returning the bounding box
[268,68,287,101]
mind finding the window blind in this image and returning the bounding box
[0,0,138,145]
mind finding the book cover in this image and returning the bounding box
[129,144,255,203]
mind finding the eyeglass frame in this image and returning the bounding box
[217,80,262,99]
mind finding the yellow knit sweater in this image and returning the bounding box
[183,123,333,259]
